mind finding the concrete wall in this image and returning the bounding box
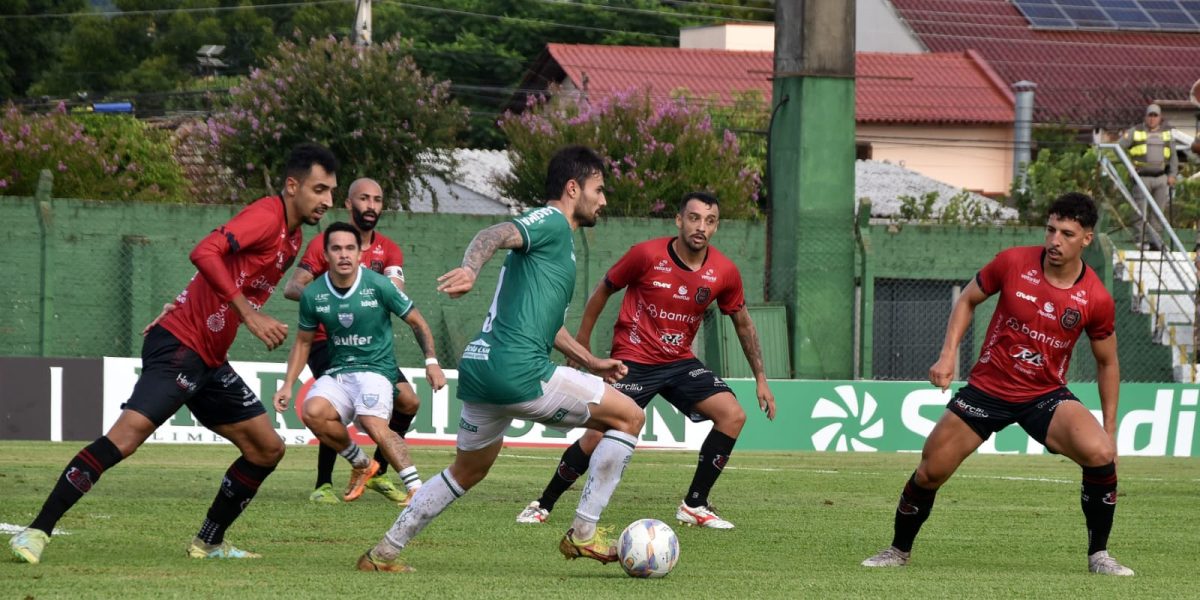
[857,123,1015,195]
[680,23,775,51]
[856,0,926,53]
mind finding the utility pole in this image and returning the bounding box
[354,0,372,47]
[768,0,856,378]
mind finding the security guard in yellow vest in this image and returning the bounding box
[1119,104,1178,250]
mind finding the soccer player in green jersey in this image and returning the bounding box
[272,222,446,503]
[357,146,646,573]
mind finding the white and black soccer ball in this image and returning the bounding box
[617,518,679,578]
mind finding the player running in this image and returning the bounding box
[517,191,776,529]
[356,146,645,573]
[282,178,423,505]
[273,222,445,507]
[9,143,337,564]
[861,193,1134,576]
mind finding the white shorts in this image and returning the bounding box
[456,366,606,451]
[305,371,394,425]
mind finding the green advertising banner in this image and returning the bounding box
[728,379,1199,457]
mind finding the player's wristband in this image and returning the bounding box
[425,357,439,366]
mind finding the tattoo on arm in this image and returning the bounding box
[733,311,766,378]
[462,223,523,275]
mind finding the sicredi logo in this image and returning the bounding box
[810,385,884,451]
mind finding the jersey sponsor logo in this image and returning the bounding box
[206,311,227,333]
[360,299,379,308]
[660,331,685,347]
[651,281,672,289]
[1010,344,1045,367]
[218,371,239,387]
[316,305,330,313]
[702,268,718,282]
[1071,289,1089,305]
[315,293,329,302]
[647,304,702,325]
[361,288,375,298]
[458,417,479,433]
[546,408,570,424]
[462,338,491,360]
[338,312,354,327]
[695,286,711,305]
[688,367,711,377]
[1015,290,1038,304]
[516,207,556,227]
[363,393,380,409]
[332,333,373,346]
[66,466,94,493]
[1102,490,1118,505]
[1006,317,1068,349]
[613,381,644,393]
[1037,301,1056,320]
[1021,269,1041,284]
[673,285,689,300]
[654,259,672,273]
[1060,308,1081,330]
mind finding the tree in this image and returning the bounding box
[498,88,761,219]
[0,0,86,100]
[202,35,466,209]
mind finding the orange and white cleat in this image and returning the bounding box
[676,502,735,529]
[343,459,381,502]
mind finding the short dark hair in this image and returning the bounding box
[679,191,719,214]
[285,142,339,184]
[323,221,361,251]
[1047,192,1098,229]
[545,146,605,200]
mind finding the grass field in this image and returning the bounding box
[2,442,1197,599]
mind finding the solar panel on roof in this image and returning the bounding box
[1014,0,1200,31]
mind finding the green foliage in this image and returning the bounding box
[203,36,466,208]
[0,103,185,201]
[498,88,761,219]
[0,0,87,99]
[1011,146,1120,225]
[894,190,1007,225]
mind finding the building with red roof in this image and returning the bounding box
[517,37,1016,195]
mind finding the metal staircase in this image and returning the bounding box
[1096,135,1199,382]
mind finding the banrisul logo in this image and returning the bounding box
[811,385,885,451]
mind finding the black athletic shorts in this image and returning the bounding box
[611,358,735,423]
[946,383,1080,450]
[121,326,265,428]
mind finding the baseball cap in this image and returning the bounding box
[1146,103,1162,115]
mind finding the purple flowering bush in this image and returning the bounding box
[201,36,466,208]
[0,103,185,201]
[498,88,762,218]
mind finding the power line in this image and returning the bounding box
[0,0,351,20]
[530,0,749,23]
[381,1,679,41]
[661,0,775,14]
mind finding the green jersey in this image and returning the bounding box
[458,206,576,404]
[298,266,414,383]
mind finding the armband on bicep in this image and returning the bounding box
[384,266,405,281]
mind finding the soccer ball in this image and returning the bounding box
[617,518,679,578]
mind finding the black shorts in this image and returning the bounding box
[122,326,265,428]
[611,358,735,423]
[306,340,408,392]
[946,384,1080,449]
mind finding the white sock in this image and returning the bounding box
[573,429,636,538]
[374,468,464,560]
[339,442,370,468]
[398,466,422,491]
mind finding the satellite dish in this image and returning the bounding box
[1191,78,1200,108]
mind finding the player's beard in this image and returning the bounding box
[351,206,379,232]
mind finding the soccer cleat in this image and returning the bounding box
[309,483,340,504]
[186,537,261,559]
[356,549,415,573]
[516,500,550,524]
[1088,551,1135,576]
[400,488,416,507]
[9,528,50,565]
[861,546,911,567]
[365,476,408,504]
[676,502,735,529]
[558,526,618,564]
[343,459,381,502]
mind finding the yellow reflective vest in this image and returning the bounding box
[1129,128,1172,166]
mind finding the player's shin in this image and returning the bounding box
[891,472,938,553]
[684,430,736,508]
[538,440,591,512]
[29,436,125,534]
[197,457,275,545]
[572,430,636,539]
[374,469,464,559]
[1081,462,1117,555]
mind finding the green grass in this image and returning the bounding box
[1,442,1196,599]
